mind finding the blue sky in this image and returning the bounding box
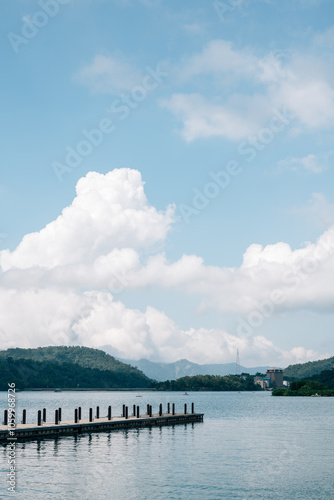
[1,0,334,367]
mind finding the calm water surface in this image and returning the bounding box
[1,391,334,499]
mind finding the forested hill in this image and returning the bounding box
[273,368,334,397]
[0,346,152,390]
[0,346,143,373]
[284,356,334,380]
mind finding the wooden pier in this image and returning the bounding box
[0,403,204,442]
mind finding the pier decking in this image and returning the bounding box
[1,403,204,442]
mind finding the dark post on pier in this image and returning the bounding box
[1,401,203,442]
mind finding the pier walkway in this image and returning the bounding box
[1,403,204,442]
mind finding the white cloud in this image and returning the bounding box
[2,169,334,321]
[275,79,334,130]
[277,153,330,174]
[0,287,323,367]
[177,40,287,85]
[163,39,334,141]
[74,54,143,94]
[127,226,334,316]
[161,93,270,142]
[2,169,334,319]
[144,306,322,366]
[292,192,334,228]
[0,169,175,271]
[0,288,155,359]
[1,168,333,365]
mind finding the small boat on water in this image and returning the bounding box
[184,392,188,395]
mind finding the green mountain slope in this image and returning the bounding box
[0,346,152,389]
[273,368,334,397]
[309,368,334,388]
[284,356,334,380]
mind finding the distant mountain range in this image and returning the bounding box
[114,356,270,381]
[114,352,334,382]
[3,345,332,389]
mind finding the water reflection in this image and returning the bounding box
[1,392,334,499]
[36,440,41,457]
[53,437,59,455]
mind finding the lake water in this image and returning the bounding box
[1,390,334,499]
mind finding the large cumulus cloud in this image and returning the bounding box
[0,169,175,270]
[0,168,331,366]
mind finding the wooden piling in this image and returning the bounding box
[0,402,204,442]
[22,409,26,425]
[78,407,82,420]
[96,406,100,419]
[167,403,170,414]
[184,404,187,415]
[43,408,46,422]
[58,408,62,422]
